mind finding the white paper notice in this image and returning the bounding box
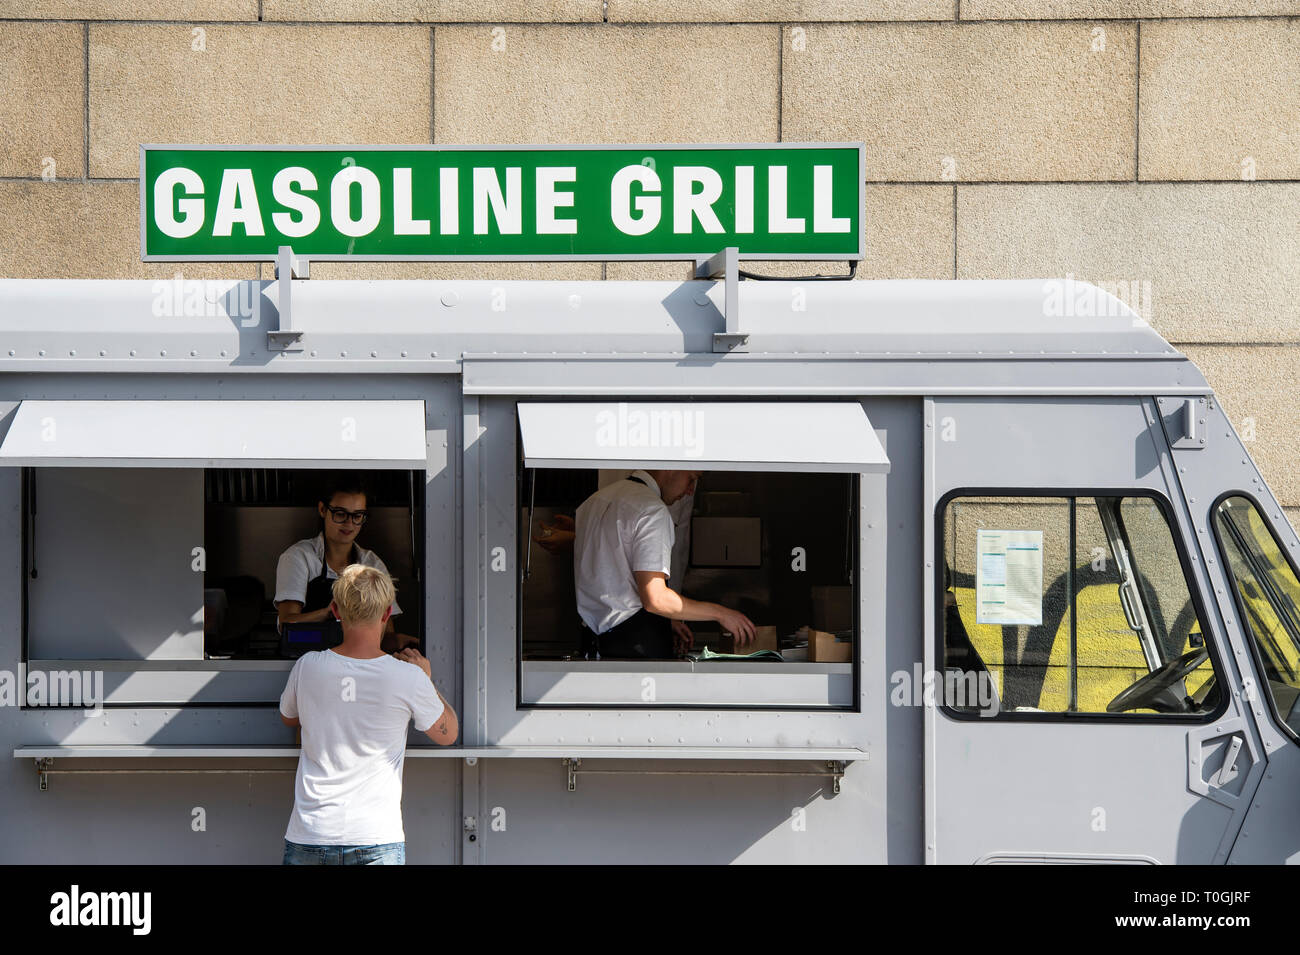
[975,529,1043,626]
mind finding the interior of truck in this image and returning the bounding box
[202,468,424,659]
[518,466,858,663]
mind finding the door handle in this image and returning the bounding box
[1216,735,1243,786]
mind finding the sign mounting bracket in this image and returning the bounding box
[267,245,309,351]
[695,247,747,354]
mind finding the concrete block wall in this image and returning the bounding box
[1,3,1297,511]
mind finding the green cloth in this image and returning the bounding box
[688,647,785,662]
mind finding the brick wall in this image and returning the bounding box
[1,2,1297,508]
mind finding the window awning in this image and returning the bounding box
[0,400,426,468]
[517,401,889,473]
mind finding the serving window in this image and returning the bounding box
[3,399,428,707]
[513,401,888,709]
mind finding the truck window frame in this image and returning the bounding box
[1208,489,1300,746]
[18,464,427,710]
[934,486,1229,725]
[514,464,863,712]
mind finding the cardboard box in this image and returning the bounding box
[721,624,778,654]
[806,627,853,663]
[811,585,853,633]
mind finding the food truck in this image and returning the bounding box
[0,144,1296,864]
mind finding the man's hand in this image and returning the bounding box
[671,619,694,654]
[395,647,433,680]
[382,632,419,654]
[534,514,576,554]
[717,608,757,646]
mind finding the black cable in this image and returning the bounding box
[735,260,858,282]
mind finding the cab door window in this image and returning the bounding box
[940,494,1221,718]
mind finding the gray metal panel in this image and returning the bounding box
[0,399,425,467]
[29,468,204,661]
[518,401,889,473]
[469,758,873,864]
[464,357,1209,397]
[522,666,854,706]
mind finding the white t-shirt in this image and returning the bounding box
[573,469,675,634]
[598,470,693,584]
[273,532,402,617]
[279,649,444,845]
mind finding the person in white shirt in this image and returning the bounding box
[572,468,755,659]
[536,469,695,648]
[274,476,416,654]
[279,564,458,865]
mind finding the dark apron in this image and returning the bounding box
[578,475,674,660]
[303,542,360,647]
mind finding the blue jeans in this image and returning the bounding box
[283,839,405,865]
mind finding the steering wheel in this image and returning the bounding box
[1106,646,1208,714]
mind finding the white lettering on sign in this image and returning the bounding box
[473,167,522,235]
[611,164,661,236]
[154,167,205,238]
[271,166,320,238]
[734,165,754,234]
[673,166,724,234]
[536,166,577,235]
[331,165,381,237]
[813,165,851,233]
[439,167,459,235]
[768,166,805,234]
[393,168,430,236]
[212,169,264,237]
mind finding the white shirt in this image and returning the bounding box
[274,532,402,617]
[279,649,444,845]
[574,469,675,634]
[599,470,693,584]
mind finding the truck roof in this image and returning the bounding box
[0,277,1207,396]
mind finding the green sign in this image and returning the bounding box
[140,144,863,261]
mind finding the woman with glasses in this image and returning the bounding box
[274,476,417,654]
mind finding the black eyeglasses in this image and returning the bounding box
[324,505,368,525]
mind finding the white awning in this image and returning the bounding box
[517,401,889,473]
[0,400,426,468]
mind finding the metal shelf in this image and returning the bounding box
[16,744,866,792]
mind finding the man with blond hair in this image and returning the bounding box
[279,564,457,865]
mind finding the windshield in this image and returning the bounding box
[1213,496,1300,737]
